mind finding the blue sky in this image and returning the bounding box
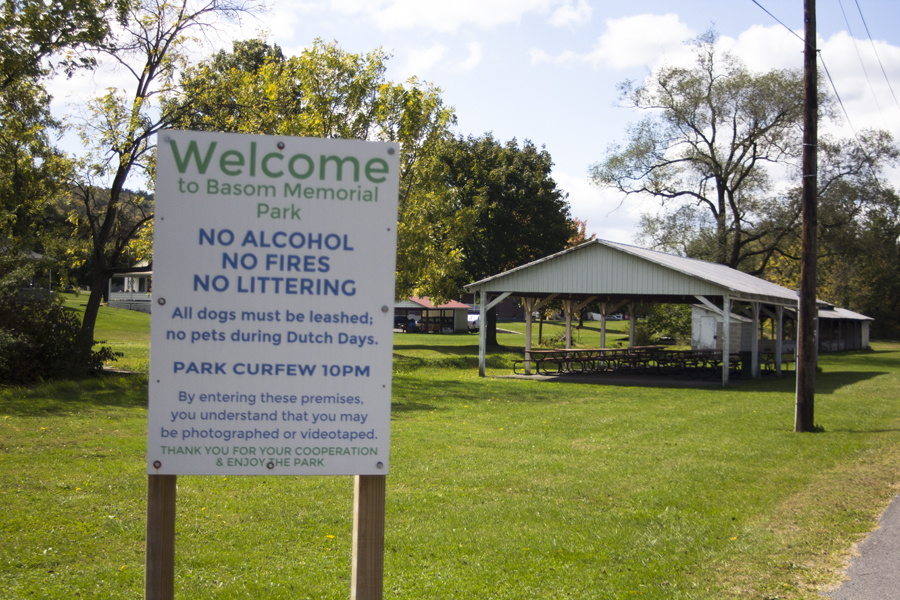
[51,0,900,242]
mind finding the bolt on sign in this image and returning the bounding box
[148,130,399,476]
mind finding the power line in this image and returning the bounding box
[749,0,807,47]
[748,0,879,174]
[836,0,887,127]
[748,0,859,134]
[854,0,900,114]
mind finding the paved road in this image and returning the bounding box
[826,493,900,599]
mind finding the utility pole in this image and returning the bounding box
[796,0,818,432]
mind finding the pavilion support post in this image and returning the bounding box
[600,302,607,348]
[722,296,731,387]
[775,306,784,375]
[523,298,535,374]
[563,299,574,351]
[628,302,635,346]
[815,315,820,361]
[751,302,760,379]
[478,290,487,377]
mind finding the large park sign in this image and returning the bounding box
[148,130,399,476]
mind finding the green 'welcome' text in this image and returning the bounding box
[169,140,390,183]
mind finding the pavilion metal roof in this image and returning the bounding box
[465,239,800,306]
[396,296,471,310]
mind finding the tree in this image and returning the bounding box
[427,134,575,344]
[0,0,119,91]
[1,0,119,253]
[639,304,692,343]
[69,0,260,350]
[0,79,72,252]
[568,217,596,247]
[173,38,458,300]
[753,127,900,340]
[591,29,811,272]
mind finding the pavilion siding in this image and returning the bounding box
[479,245,724,297]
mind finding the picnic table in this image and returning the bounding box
[761,351,795,372]
[514,346,740,379]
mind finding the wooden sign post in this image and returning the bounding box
[145,474,176,600]
[351,474,387,600]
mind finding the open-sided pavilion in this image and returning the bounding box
[465,239,803,386]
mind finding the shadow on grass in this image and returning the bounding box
[392,352,514,373]
[503,368,888,394]
[722,369,889,395]
[390,401,437,414]
[391,370,601,411]
[822,350,900,370]
[827,427,900,434]
[815,370,891,393]
[0,373,148,417]
[392,344,477,356]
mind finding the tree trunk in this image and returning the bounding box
[80,270,108,351]
[486,306,499,347]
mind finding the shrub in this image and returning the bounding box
[643,304,692,343]
[0,262,118,383]
[633,323,654,346]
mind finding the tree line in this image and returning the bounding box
[591,30,900,339]
[1,0,575,380]
[2,4,897,382]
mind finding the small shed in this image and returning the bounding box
[691,303,872,354]
[692,305,795,353]
[395,297,471,333]
[813,305,872,351]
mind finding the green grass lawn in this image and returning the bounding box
[2,312,899,599]
[60,293,151,372]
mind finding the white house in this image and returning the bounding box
[108,263,152,313]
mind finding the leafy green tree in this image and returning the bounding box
[69,0,261,350]
[0,0,117,254]
[0,0,119,91]
[437,134,573,283]
[0,79,72,252]
[590,29,812,272]
[640,304,692,343]
[173,38,458,300]
[427,133,575,344]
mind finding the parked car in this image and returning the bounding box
[394,315,420,332]
[467,313,480,332]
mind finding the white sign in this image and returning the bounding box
[148,130,398,476]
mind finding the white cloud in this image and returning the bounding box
[399,43,449,79]
[715,26,900,138]
[530,48,551,65]
[728,24,804,72]
[554,171,644,243]
[817,31,900,135]
[550,0,592,28]
[549,13,694,70]
[459,42,484,71]
[324,0,577,33]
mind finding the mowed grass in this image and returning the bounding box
[60,293,151,372]
[1,318,899,598]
